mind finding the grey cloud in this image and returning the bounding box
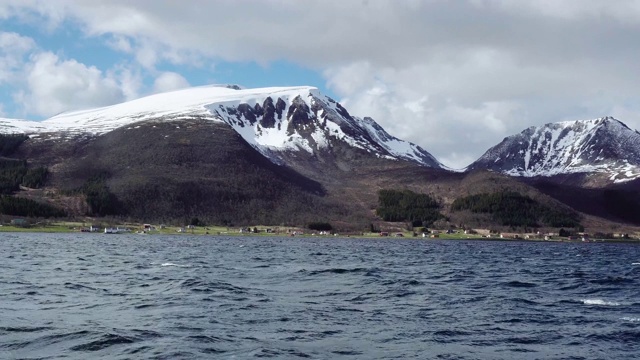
[5,1,640,69]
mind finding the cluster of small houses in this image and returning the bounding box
[78,223,212,234]
[238,227,276,234]
[76,224,281,234]
[238,228,335,236]
[5,218,635,240]
[379,228,633,241]
[80,225,133,234]
[79,223,158,234]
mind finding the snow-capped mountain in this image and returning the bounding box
[467,117,640,183]
[0,85,443,168]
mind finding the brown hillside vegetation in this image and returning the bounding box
[6,118,640,233]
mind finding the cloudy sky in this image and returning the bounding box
[2,0,640,168]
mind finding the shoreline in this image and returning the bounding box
[2,224,638,243]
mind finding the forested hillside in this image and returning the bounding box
[376,189,443,226]
[451,191,581,228]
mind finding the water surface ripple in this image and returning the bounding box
[1,234,639,359]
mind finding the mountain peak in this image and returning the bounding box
[468,117,640,183]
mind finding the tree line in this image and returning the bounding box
[0,134,28,156]
[451,191,581,228]
[0,134,66,219]
[0,195,66,218]
[60,174,122,217]
[376,189,444,227]
[0,159,49,194]
[602,189,640,224]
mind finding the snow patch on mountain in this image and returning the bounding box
[0,85,444,168]
[469,117,640,183]
[360,117,446,169]
[0,118,49,134]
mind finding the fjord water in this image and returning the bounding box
[1,234,639,359]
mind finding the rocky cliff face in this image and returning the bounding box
[467,117,640,184]
[205,87,443,168]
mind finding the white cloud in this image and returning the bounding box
[20,52,125,117]
[106,35,133,53]
[0,32,36,84]
[114,66,143,101]
[0,30,141,119]
[152,71,189,93]
[330,64,521,168]
[133,40,159,69]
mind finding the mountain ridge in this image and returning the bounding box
[467,116,640,185]
[1,85,639,231]
[3,86,640,183]
[0,85,444,170]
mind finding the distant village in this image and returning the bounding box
[2,218,637,241]
[404,228,635,242]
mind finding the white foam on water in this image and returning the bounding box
[581,299,621,306]
[621,317,640,322]
[632,263,640,265]
[160,262,190,268]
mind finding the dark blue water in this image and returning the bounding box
[1,234,639,359]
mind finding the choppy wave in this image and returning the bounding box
[581,299,622,306]
[158,262,191,267]
[621,317,640,322]
[503,280,538,288]
[1,234,639,359]
[70,333,136,352]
